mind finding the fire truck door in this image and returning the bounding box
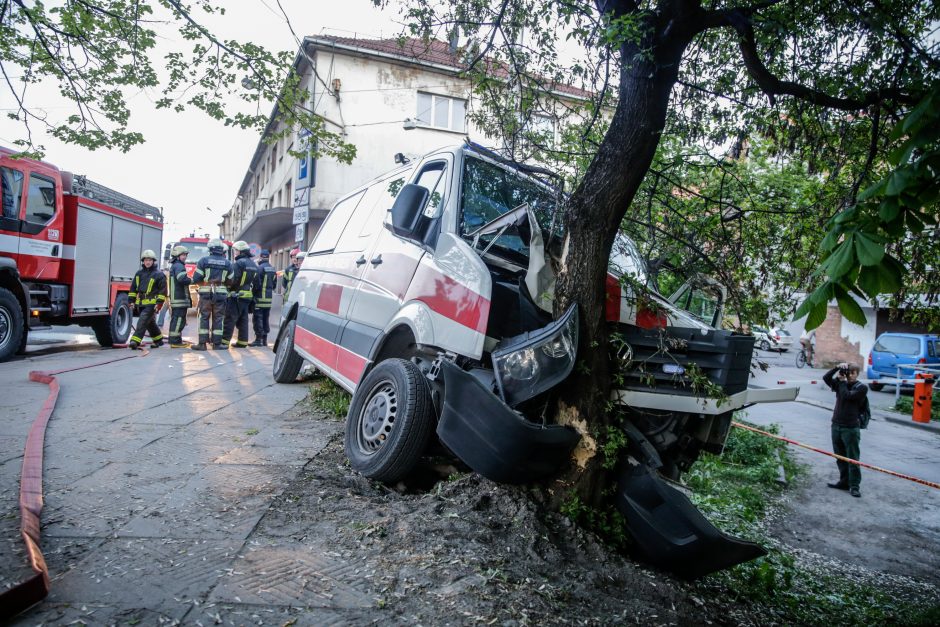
[16,170,64,280]
[0,166,26,267]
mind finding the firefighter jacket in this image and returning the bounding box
[282,263,299,299]
[192,251,233,295]
[252,260,277,309]
[228,251,259,301]
[129,264,167,307]
[168,257,193,308]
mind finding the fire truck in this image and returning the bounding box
[0,148,163,361]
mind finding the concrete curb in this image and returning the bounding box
[883,414,940,433]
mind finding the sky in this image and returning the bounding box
[0,0,408,246]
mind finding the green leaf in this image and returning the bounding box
[793,295,815,321]
[876,257,904,294]
[805,298,829,331]
[854,233,885,266]
[823,238,855,279]
[819,229,841,252]
[858,179,886,201]
[886,169,912,196]
[836,290,867,326]
[878,199,901,222]
[857,265,881,297]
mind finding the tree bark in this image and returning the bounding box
[549,6,700,508]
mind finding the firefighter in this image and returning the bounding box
[128,249,167,349]
[222,241,259,349]
[251,249,277,347]
[167,245,193,347]
[191,238,232,351]
[282,247,301,300]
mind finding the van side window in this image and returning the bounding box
[1,167,24,222]
[929,341,936,358]
[413,161,447,217]
[308,190,365,255]
[335,174,405,252]
[25,174,57,224]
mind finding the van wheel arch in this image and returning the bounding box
[272,302,300,353]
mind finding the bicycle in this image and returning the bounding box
[795,347,815,369]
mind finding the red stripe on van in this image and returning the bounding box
[317,283,343,315]
[294,325,367,384]
[405,264,490,333]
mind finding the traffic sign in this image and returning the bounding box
[292,205,308,225]
[295,223,305,243]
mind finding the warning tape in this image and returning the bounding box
[732,421,940,491]
[0,348,149,619]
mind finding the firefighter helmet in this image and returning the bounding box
[171,245,189,257]
[260,249,270,259]
[208,238,226,254]
[141,249,157,261]
[296,251,306,261]
[232,240,250,254]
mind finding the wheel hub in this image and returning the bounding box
[0,307,9,349]
[358,383,398,453]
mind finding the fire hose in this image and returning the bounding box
[0,349,150,619]
[732,421,940,491]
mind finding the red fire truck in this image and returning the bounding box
[0,148,163,361]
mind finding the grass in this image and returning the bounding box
[893,395,940,421]
[305,378,351,419]
[689,415,940,625]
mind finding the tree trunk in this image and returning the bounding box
[549,11,699,509]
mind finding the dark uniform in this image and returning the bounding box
[251,252,277,346]
[128,263,167,348]
[167,255,192,345]
[192,246,233,349]
[282,262,299,301]
[823,366,869,495]
[222,249,259,348]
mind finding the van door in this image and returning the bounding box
[16,167,65,281]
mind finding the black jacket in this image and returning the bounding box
[129,264,167,307]
[228,252,259,301]
[824,368,869,427]
[168,258,192,307]
[282,263,299,296]
[253,260,277,308]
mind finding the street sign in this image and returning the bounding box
[248,242,261,257]
[292,206,308,225]
[295,223,305,243]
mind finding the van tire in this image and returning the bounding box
[0,287,25,362]
[869,382,884,392]
[273,320,304,383]
[345,358,433,483]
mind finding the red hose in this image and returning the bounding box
[0,350,148,619]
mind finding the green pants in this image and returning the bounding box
[831,424,861,489]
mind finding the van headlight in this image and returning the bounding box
[492,305,578,406]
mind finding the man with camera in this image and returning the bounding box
[823,362,868,497]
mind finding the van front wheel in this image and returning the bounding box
[345,358,433,483]
[273,320,304,383]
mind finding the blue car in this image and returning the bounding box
[867,333,940,391]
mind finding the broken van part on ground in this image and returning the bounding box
[272,140,798,577]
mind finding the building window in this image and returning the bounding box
[417,92,466,132]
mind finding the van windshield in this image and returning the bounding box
[459,155,559,264]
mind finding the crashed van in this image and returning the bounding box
[273,141,797,577]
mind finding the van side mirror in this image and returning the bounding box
[389,184,429,239]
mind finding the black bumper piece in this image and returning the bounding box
[437,361,580,484]
[615,461,766,579]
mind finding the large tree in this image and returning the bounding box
[382,0,938,508]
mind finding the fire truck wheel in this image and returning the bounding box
[93,293,132,347]
[273,320,304,383]
[345,358,434,483]
[0,287,25,362]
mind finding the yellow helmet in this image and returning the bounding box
[141,249,157,261]
[171,245,189,257]
[232,240,250,253]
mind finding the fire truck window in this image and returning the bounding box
[25,174,57,224]
[1,167,24,220]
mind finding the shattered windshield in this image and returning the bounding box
[459,155,559,264]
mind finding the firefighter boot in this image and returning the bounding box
[191,343,207,351]
[249,337,264,347]
[128,340,140,350]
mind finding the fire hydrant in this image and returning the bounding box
[912,373,935,424]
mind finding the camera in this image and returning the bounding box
[838,366,848,376]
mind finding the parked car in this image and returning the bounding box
[271,141,797,577]
[867,332,940,391]
[770,328,794,352]
[752,326,779,352]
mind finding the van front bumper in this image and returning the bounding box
[436,361,580,484]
